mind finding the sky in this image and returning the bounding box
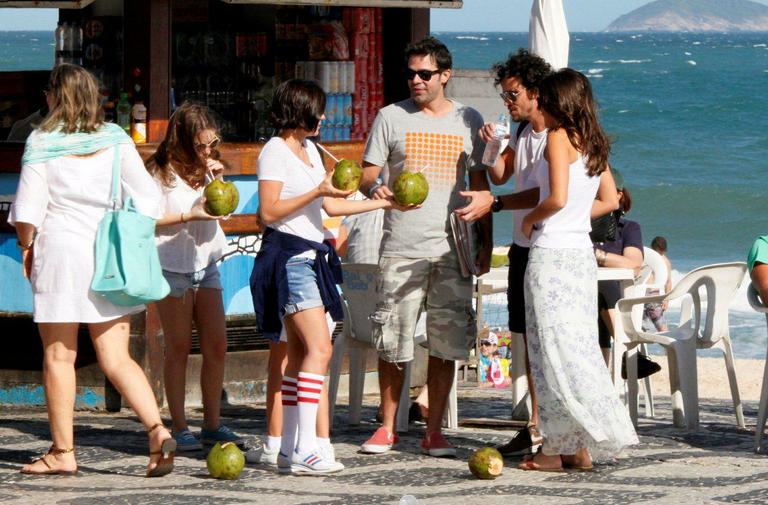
[1,1,768,32]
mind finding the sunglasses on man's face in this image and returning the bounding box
[195,136,220,152]
[405,68,442,81]
[499,90,522,103]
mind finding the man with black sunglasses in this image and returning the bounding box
[455,49,553,458]
[359,36,491,458]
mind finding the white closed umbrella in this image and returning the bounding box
[529,0,569,70]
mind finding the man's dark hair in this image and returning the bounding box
[404,36,452,71]
[270,79,326,131]
[651,236,668,253]
[492,48,552,92]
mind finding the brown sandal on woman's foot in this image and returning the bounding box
[146,423,176,478]
[20,446,78,476]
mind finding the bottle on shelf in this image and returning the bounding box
[116,92,131,133]
[131,100,147,144]
[482,113,510,167]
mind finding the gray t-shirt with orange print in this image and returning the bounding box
[363,98,485,259]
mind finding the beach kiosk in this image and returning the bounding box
[0,0,462,409]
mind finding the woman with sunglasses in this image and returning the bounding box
[145,102,242,452]
[251,79,411,475]
[519,68,637,472]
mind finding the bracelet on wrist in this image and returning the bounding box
[368,183,382,198]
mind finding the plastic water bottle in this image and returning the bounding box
[482,113,510,167]
[116,92,131,133]
[399,496,419,505]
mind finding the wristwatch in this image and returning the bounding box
[491,195,504,213]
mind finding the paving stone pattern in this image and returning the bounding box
[1,385,767,504]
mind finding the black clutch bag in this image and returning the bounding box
[590,212,618,243]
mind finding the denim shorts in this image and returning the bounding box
[163,263,222,298]
[284,255,324,314]
[264,255,325,343]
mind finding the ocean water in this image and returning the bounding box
[2,30,768,358]
[436,31,768,358]
[0,31,54,71]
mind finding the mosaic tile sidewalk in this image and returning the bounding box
[1,385,767,505]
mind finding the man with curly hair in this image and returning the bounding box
[456,48,553,457]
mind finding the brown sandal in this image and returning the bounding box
[21,446,78,476]
[146,423,176,478]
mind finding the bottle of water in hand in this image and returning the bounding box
[482,113,510,167]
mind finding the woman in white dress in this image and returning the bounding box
[145,103,242,451]
[9,63,175,477]
[519,68,638,471]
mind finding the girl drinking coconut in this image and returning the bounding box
[146,102,243,452]
[250,78,414,475]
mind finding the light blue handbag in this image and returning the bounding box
[91,146,170,306]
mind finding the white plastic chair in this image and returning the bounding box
[617,262,747,430]
[746,283,768,452]
[642,246,668,295]
[328,263,458,432]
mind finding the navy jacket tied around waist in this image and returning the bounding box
[249,227,344,337]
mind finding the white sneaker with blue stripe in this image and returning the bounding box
[290,448,344,475]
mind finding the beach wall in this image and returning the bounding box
[445,69,498,122]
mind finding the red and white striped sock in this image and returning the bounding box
[296,371,324,455]
[279,376,298,457]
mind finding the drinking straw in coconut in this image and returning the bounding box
[315,143,340,163]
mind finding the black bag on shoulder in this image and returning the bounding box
[590,211,618,243]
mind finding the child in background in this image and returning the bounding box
[643,236,673,332]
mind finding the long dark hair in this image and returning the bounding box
[146,102,219,189]
[538,68,611,177]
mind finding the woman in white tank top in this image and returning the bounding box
[518,69,638,472]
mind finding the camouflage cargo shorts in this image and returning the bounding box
[370,254,476,363]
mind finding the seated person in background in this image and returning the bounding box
[748,235,768,304]
[643,236,673,332]
[593,168,660,379]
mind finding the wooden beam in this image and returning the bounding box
[148,0,172,143]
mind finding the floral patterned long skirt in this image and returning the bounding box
[524,246,639,459]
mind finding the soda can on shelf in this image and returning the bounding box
[345,61,355,93]
[342,94,352,126]
[329,61,339,94]
[338,62,348,94]
[318,61,331,93]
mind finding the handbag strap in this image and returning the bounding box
[109,144,121,209]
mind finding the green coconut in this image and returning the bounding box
[203,179,239,216]
[392,170,429,206]
[491,246,510,268]
[468,447,504,480]
[206,442,245,480]
[331,159,363,191]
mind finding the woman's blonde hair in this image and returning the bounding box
[39,63,103,134]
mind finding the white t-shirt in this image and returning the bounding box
[530,154,600,249]
[257,136,325,244]
[511,123,548,248]
[154,169,227,273]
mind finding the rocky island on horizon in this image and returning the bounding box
[606,0,768,32]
